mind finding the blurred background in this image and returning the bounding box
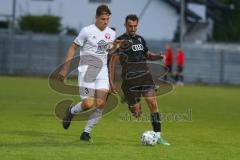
[0,0,240,85]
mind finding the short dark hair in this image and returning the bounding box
[125,14,139,24]
[96,4,111,16]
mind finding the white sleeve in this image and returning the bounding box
[113,30,116,40]
[74,28,87,46]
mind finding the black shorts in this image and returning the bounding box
[121,72,155,106]
[177,65,184,73]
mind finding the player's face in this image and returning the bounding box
[96,14,110,31]
[125,20,138,36]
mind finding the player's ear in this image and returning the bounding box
[95,15,99,20]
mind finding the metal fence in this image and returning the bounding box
[0,32,240,85]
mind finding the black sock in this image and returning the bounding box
[151,112,161,132]
[180,75,184,82]
[175,75,179,81]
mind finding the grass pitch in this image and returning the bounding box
[0,76,239,160]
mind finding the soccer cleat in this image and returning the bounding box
[80,132,93,143]
[62,107,74,129]
[157,138,171,146]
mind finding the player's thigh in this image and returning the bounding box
[78,72,95,105]
[139,73,155,94]
[143,74,158,112]
[95,79,109,108]
[121,80,141,106]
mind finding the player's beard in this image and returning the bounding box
[129,30,136,36]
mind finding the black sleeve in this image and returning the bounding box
[116,35,122,41]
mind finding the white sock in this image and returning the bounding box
[70,102,83,114]
[84,107,103,133]
[156,132,161,139]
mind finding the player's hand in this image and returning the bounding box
[109,83,118,94]
[56,74,65,82]
[108,40,124,54]
[120,40,132,50]
[160,52,166,62]
[56,70,67,82]
[113,40,124,49]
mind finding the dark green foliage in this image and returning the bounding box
[213,0,240,42]
[65,26,78,36]
[19,15,61,34]
[0,20,9,29]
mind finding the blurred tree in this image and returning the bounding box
[19,15,61,34]
[213,0,240,42]
[0,20,9,29]
[65,26,78,36]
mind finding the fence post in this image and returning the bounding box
[8,31,15,74]
[58,35,64,66]
[0,38,5,72]
[219,49,225,84]
[27,32,33,74]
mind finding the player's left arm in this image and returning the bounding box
[145,51,165,61]
[141,36,165,61]
[108,39,124,55]
[108,53,119,93]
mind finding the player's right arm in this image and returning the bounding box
[58,28,87,81]
[109,53,119,93]
[58,43,79,81]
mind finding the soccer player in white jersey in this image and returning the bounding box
[59,4,117,142]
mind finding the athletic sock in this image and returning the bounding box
[70,102,83,114]
[176,75,179,82]
[84,107,103,133]
[151,112,161,137]
[156,132,161,139]
[180,75,184,82]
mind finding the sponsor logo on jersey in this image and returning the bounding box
[105,33,111,39]
[132,44,144,51]
[97,40,110,54]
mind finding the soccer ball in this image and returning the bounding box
[140,131,158,146]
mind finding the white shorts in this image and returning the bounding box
[78,66,109,99]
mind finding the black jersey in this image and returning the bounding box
[116,34,149,79]
[117,33,148,63]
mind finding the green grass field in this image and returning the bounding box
[0,76,239,160]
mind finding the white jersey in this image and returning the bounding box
[74,24,116,74]
[73,24,115,96]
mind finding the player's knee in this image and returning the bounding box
[149,101,157,107]
[82,100,94,110]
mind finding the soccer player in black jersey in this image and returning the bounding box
[109,14,170,146]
